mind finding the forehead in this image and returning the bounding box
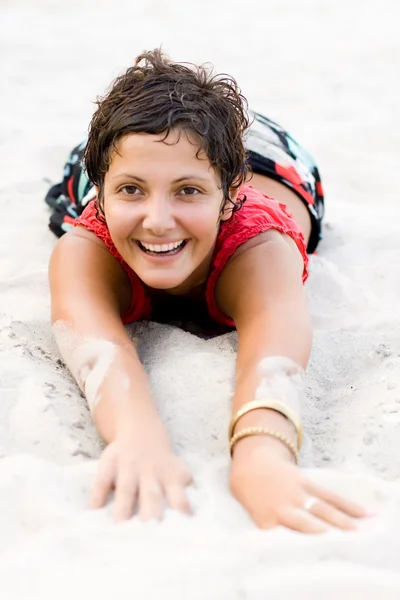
[109,129,213,175]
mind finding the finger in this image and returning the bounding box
[306,498,357,531]
[164,483,192,515]
[308,483,367,518]
[138,477,164,522]
[113,469,139,522]
[282,510,328,535]
[179,464,194,487]
[90,459,115,510]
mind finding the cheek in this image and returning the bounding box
[104,200,139,238]
[184,206,220,241]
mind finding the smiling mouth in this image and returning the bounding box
[137,240,188,257]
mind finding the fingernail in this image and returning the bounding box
[364,510,377,518]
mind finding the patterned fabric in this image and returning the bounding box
[45,112,324,252]
[245,111,324,253]
[45,140,94,237]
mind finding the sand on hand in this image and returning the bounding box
[1,0,400,597]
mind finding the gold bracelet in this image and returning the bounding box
[229,426,299,463]
[228,399,303,449]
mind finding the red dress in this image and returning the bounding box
[75,186,308,332]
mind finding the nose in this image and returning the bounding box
[142,194,176,235]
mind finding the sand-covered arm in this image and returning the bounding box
[49,229,192,520]
[215,229,367,532]
[49,228,158,441]
[216,229,311,448]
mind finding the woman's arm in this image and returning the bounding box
[216,229,311,437]
[215,229,368,532]
[49,228,192,521]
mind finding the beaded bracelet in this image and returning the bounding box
[229,426,299,464]
[228,399,303,449]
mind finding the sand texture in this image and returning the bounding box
[1,0,400,597]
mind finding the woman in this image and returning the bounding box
[47,49,369,533]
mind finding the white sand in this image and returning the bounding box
[1,0,400,597]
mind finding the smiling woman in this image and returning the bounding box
[100,129,234,293]
[46,48,368,533]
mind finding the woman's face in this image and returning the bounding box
[102,130,237,293]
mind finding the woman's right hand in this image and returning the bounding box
[90,430,193,522]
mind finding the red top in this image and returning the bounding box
[75,186,308,332]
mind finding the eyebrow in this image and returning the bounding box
[111,173,211,183]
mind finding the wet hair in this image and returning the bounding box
[84,48,250,217]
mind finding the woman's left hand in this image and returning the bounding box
[229,436,369,533]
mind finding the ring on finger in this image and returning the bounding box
[304,496,318,512]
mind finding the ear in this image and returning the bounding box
[220,186,241,222]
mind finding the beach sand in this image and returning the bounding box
[1,0,400,597]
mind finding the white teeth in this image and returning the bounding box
[141,240,184,252]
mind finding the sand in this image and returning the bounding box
[1,0,400,597]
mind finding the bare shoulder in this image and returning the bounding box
[49,228,132,322]
[215,229,307,320]
[51,225,119,265]
[69,224,107,246]
[226,228,304,269]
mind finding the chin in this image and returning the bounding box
[138,272,188,291]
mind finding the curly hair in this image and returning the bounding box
[84,48,250,216]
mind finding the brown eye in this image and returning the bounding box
[179,187,200,196]
[120,185,140,195]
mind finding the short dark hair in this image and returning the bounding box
[84,48,250,216]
